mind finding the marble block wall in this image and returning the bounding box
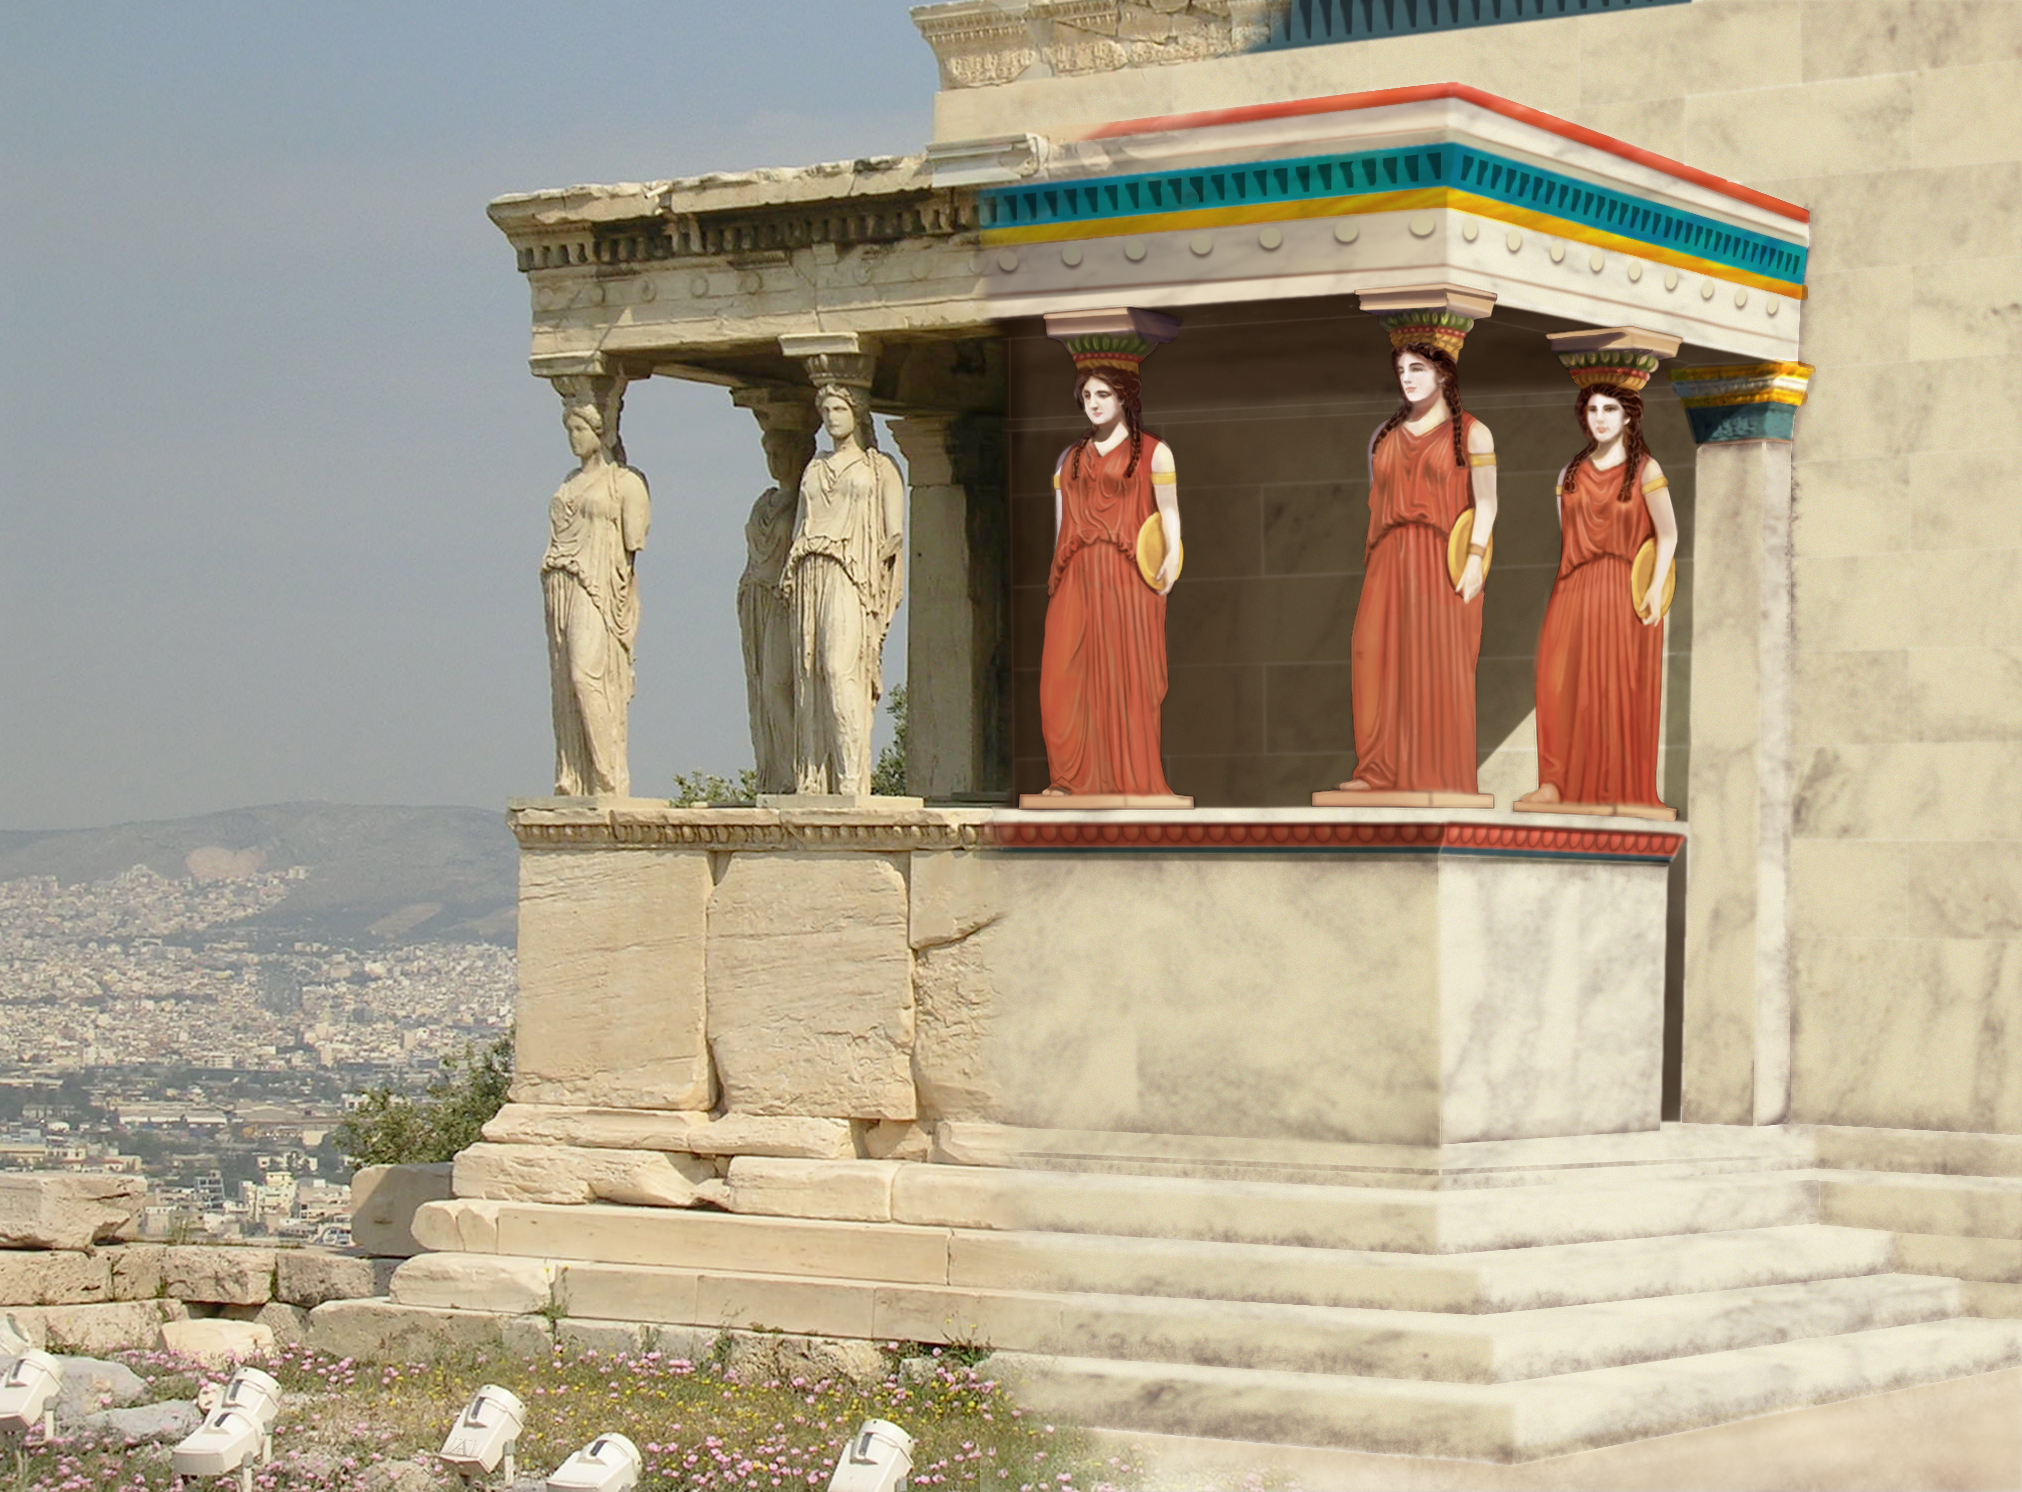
[913,837,1671,1145]
[1004,301,1698,808]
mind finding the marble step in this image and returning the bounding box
[889,1162,1818,1251]
[1820,1171,2022,1239]
[985,1317,2022,1461]
[400,1251,1958,1385]
[947,1222,1899,1312]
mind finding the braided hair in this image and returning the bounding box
[1068,366,1146,480]
[1373,343,1467,469]
[1561,384,1649,504]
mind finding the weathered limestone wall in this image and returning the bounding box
[1005,302,1699,805]
[937,0,2022,1135]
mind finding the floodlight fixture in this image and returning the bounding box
[0,1350,62,1440]
[0,1315,33,1361]
[171,1365,283,1492]
[438,1383,527,1484]
[545,1430,641,1492]
[828,1418,915,1492]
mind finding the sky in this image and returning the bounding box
[0,2,939,831]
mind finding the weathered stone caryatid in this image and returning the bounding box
[1516,328,1683,822]
[1023,307,1191,808]
[778,333,906,796]
[733,387,820,796]
[1317,284,1497,809]
[541,374,650,798]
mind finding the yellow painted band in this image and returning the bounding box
[983,187,1807,299]
[1677,389,1810,408]
[1150,471,1177,484]
[1467,453,1496,467]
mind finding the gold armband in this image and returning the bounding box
[1467,452,1497,467]
[1642,474,1669,494]
[1150,470,1177,485]
[1051,471,1061,488]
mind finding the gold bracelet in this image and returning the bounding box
[1468,541,1488,557]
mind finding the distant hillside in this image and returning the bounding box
[0,803,517,945]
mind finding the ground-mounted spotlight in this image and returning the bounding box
[438,1383,526,1486]
[171,1364,282,1492]
[828,1418,915,1492]
[545,1430,641,1492]
[0,1315,33,1361]
[0,1350,63,1442]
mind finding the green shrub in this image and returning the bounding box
[333,1032,512,1169]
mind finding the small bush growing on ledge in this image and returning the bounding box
[21,1339,1140,1491]
[333,1032,513,1169]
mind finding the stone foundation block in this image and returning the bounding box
[0,1250,112,1305]
[160,1246,276,1305]
[515,848,713,1109]
[11,1299,188,1355]
[390,1253,555,1315]
[683,1115,856,1159]
[0,1174,144,1250]
[411,1199,503,1254]
[350,1163,455,1256]
[706,853,916,1119]
[108,1243,166,1301]
[482,1104,710,1151]
[275,1249,384,1307]
[723,1158,903,1222]
[305,1299,553,1363]
[55,1355,147,1421]
[722,1332,888,1387]
[220,1301,309,1345]
[161,1317,275,1365]
[454,1142,714,1208]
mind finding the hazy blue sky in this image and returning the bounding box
[1,2,938,830]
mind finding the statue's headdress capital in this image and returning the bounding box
[780,332,877,391]
[1546,327,1683,394]
[1044,307,1180,374]
[1359,283,1498,361]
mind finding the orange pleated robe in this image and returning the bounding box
[1533,456,1665,805]
[1349,415,1484,792]
[1039,437,1175,796]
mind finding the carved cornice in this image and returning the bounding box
[987,820,1683,860]
[508,803,1681,862]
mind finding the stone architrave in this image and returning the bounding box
[541,371,651,798]
[705,851,917,1119]
[513,846,713,1111]
[733,387,820,795]
[778,333,906,796]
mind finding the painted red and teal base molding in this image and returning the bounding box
[1670,361,1815,444]
[986,819,1683,862]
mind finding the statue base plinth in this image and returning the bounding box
[756,793,926,810]
[1310,788,1495,808]
[1016,793,1195,810]
[1512,799,1679,822]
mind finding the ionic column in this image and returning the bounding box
[1669,361,1815,1126]
[888,413,1010,801]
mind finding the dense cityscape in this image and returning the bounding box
[0,863,514,1244]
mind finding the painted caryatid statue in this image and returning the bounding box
[734,389,818,796]
[1320,288,1497,807]
[778,335,905,796]
[542,377,650,798]
[1516,330,1682,821]
[1024,308,1191,808]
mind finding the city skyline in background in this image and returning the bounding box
[1,2,935,831]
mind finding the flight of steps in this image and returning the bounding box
[377,1125,2022,1463]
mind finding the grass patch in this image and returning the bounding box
[17,1340,1143,1491]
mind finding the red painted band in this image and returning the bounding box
[1080,81,1809,225]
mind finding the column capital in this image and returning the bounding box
[1669,361,1815,445]
[1546,326,1682,392]
[886,414,962,487]
[780,332,879,391]
[732,384,821,438]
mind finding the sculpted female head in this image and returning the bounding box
[1568,382,1649,503]
[1069,364,1146,476]
[1377,341,1468,469]
[815,382,875,449]
[563,402,607,461]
